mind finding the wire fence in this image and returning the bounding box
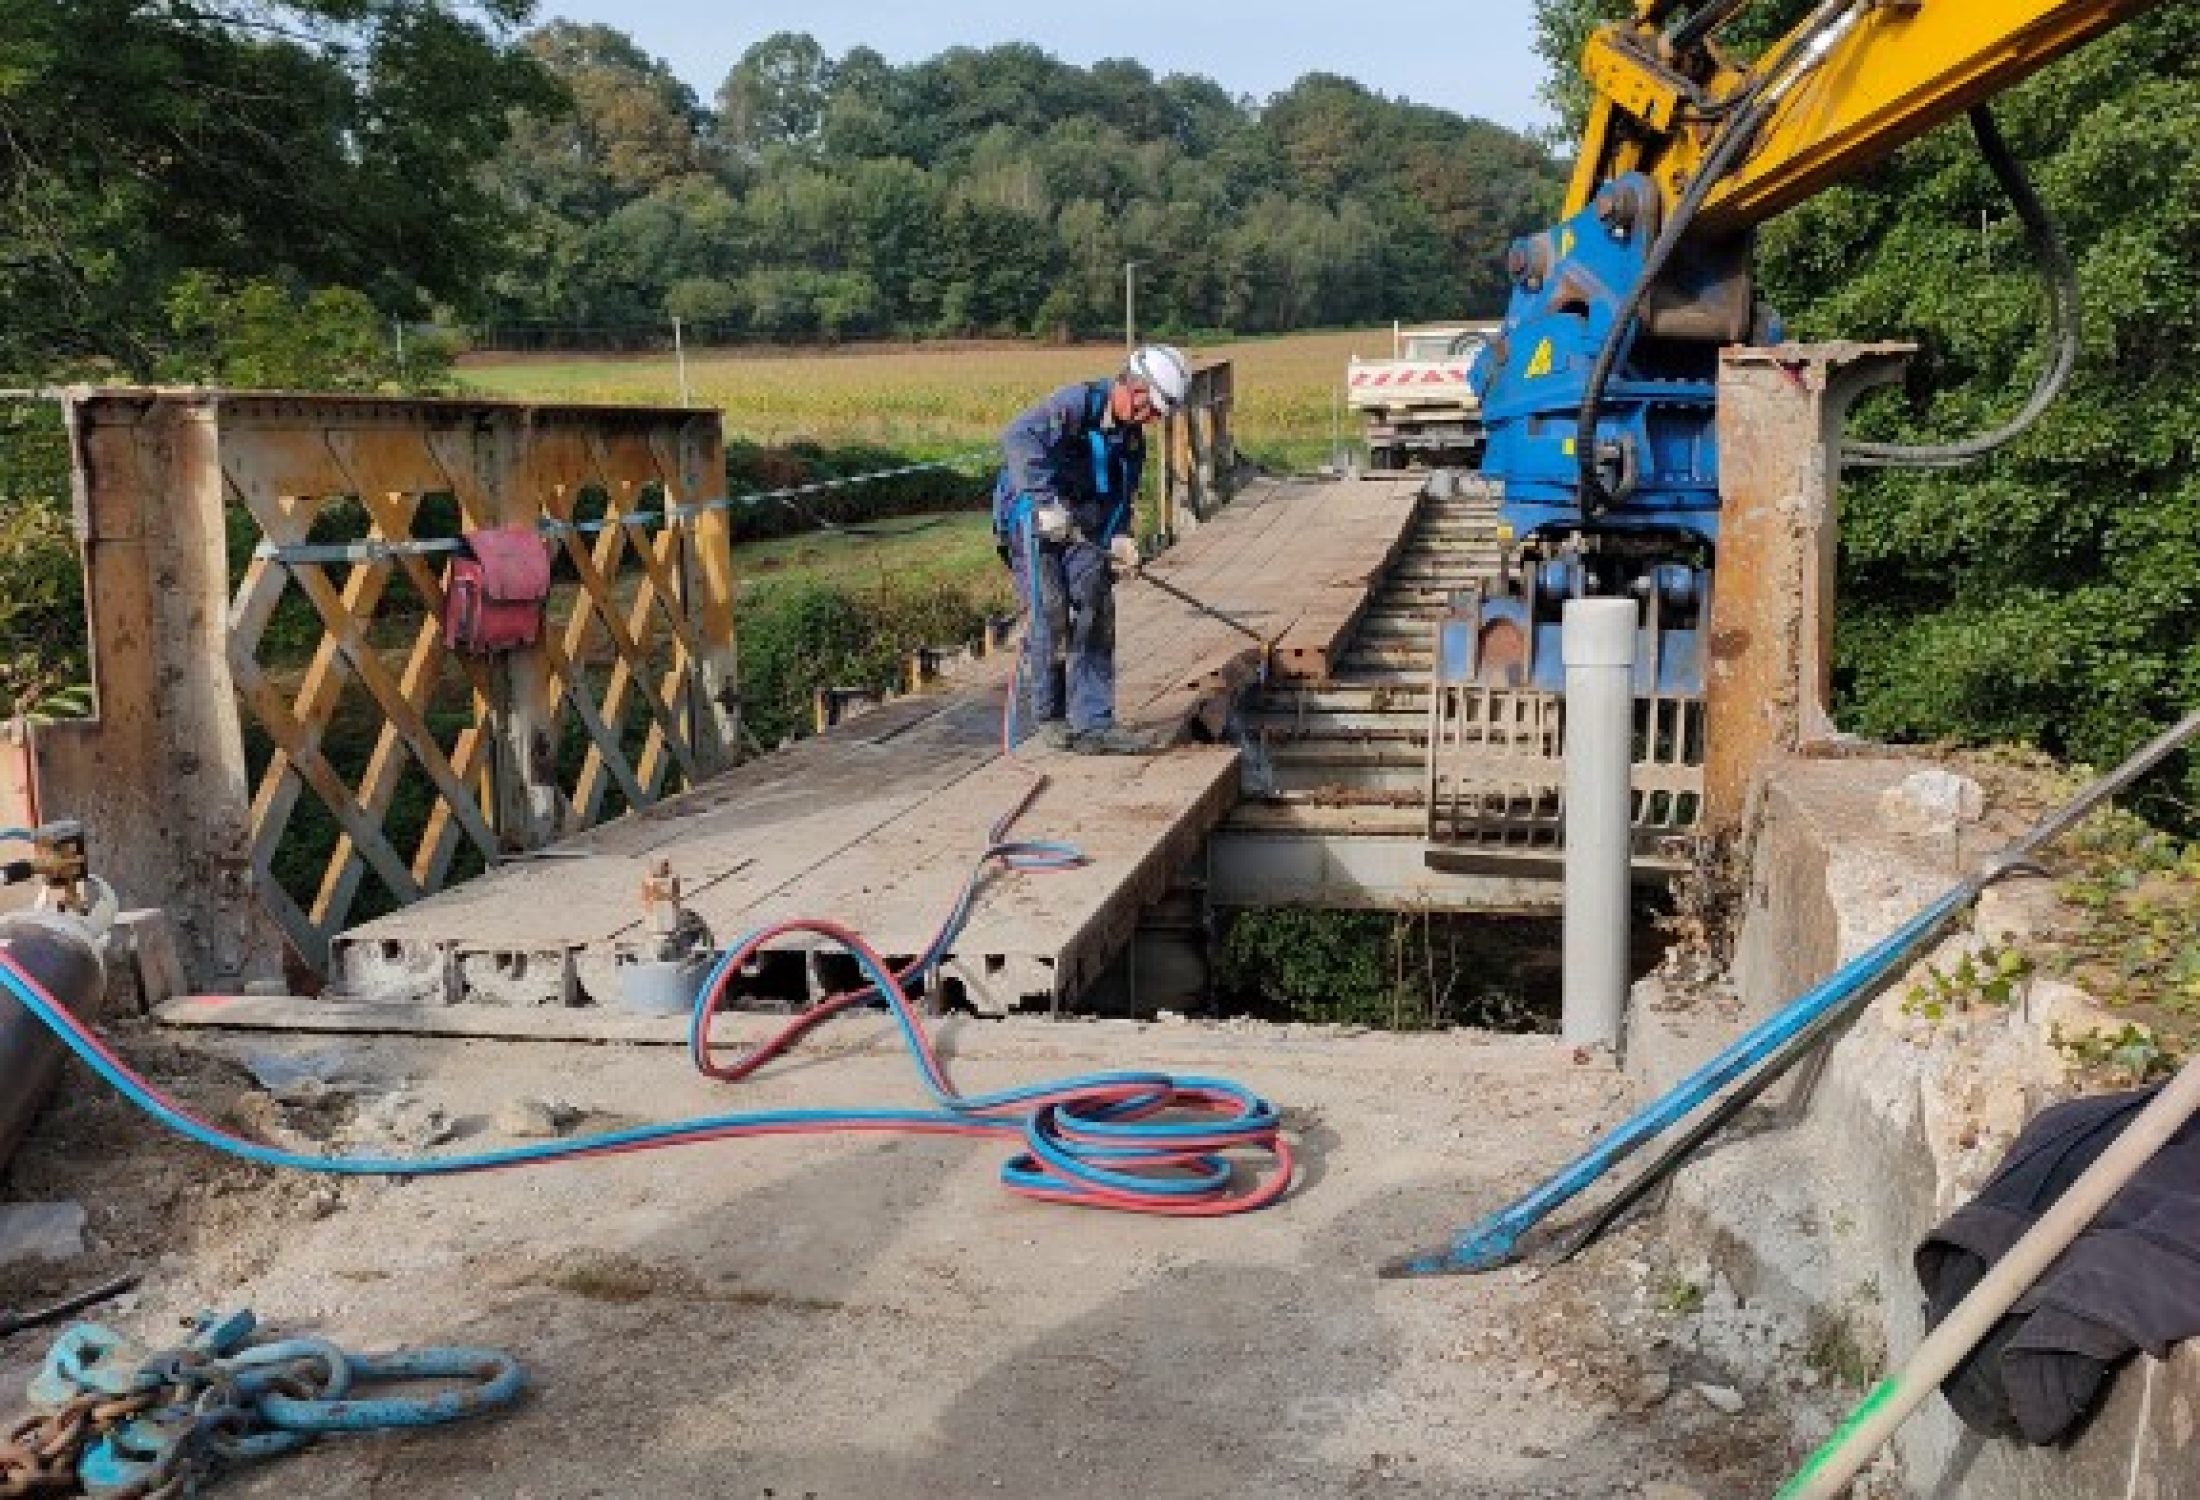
[252,450,998,567]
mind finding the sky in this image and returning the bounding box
[533,0,1559,137]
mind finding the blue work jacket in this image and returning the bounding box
[994,381,1146,545]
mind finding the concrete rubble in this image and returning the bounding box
[0,1202,87,1269]
[1639,753,2200,1499]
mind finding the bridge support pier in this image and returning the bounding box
[1703,342,1912,831]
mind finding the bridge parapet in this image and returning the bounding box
[1155,361,1235,540]
[34,389,730,989]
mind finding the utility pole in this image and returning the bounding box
[393,320,407,383]
[1123,261,1144,355]
[672,317,691,406]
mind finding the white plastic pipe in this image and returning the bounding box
[1562,598,1638,1049]
[1779,1052,2200,1498]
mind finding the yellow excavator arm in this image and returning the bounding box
[1566,0,2159,244]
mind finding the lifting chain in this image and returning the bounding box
[2,1311,523,1500]
[0,1392,174,1500]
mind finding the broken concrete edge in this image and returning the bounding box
[0,1200,89,1270]
[152,992,1529,1067]
[1630,753,2200,1498]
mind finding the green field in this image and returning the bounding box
[459,328,1395,470]
[738,510,1006,596]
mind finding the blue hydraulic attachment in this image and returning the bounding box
[1451,172,1750,702]
[1472,175,1725,542]
[1436,558,1707,699]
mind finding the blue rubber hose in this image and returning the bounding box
[0,828,1286,1212]
[1381,887,1970,1276]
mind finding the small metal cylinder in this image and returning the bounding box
[1562,599,1638,1050]
[0,910,107,1170]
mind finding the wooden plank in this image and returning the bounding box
[541,605,650,829]
[321,474,1420,1009]
[571,437,702,807]
[346,488,501,905]
[556,515,691,790]
[333,687,1013,956]
[700,747,1238,965]
[280,554,506,865]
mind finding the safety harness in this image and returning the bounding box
[995,383,1135,552]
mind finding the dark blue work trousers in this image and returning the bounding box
[1009,529,1116,732]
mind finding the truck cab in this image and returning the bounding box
[1346,323,1498,470]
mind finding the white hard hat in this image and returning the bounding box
[1127,344,1192,415]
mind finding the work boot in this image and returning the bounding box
[1034,720,1072,751]
[1067,724,1159,756]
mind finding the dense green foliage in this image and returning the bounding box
[479,27,1564,343]
[1530,1,2200,805]
[1214,908,1559,1030]
[0,0,549,712]
[1769,13,2200,797]
[738,575,1009,749]
[0,0,553,382]
[0,472,80,718]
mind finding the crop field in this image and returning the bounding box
[459,328,1397,468]
[461,330,1401,737]
[738,510,1007,596]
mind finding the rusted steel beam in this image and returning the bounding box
[39,394,289,991]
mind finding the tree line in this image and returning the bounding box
[0,3,1563,389]
[482,26,1564,344]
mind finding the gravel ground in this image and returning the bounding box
[1,1016,1818,1498]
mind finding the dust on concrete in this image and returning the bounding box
[3,1015,1814,1498]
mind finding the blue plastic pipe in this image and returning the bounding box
[1381,884,1972,1277]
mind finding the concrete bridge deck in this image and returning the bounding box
[252,475,1429,1022]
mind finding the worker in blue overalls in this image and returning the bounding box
[994,344,1192,754]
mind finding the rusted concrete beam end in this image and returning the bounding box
[1703,341,1913,832]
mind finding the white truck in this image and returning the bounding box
[1347,323,1498,470]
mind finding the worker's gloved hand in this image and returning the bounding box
[1109,535,1142,578]
[1033,501,1072,545]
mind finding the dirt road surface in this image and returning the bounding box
[1,1018,1804,1497]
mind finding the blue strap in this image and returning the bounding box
[1086,417,1140,544]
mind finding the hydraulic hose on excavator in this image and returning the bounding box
[1573,0,2083,501]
